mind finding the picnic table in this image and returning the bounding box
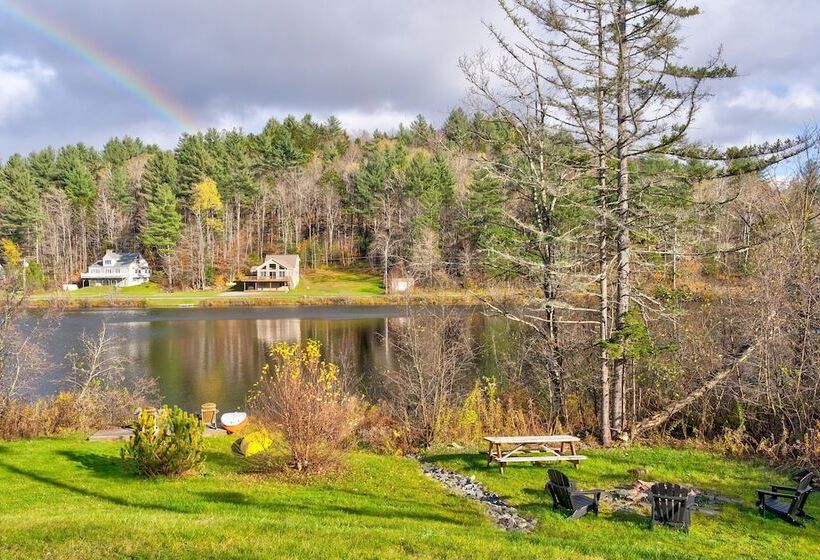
[484,435,586,473]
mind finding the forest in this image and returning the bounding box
[0,0,818,462]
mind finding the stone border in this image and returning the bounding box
[418,461,537,532]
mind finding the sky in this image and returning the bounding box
[0,0,817,159]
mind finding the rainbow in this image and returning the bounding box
[0,0,200,131]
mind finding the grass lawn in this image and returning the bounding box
[0,438,817,559]
[37,282,222,305]
[427,447,820,560]
[274,267,384,297]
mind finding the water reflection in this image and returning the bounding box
[41,307,461,411]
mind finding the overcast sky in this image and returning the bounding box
[0,0,817,158]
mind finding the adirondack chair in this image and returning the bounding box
[757,472,815,525]
[545,469,603,520]
[792,469,817,488]
[649,483,695,532]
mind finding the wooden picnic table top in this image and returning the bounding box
[483,435,580,445]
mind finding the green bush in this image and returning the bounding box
[121,406,205,476]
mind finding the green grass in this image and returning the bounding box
[284,267,384,296]
[0,438,816,559]
[427,447,820,560]
[29,269,385,307]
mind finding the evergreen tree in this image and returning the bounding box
[0,155,41,245]
[253,119,304,176]
[142,151,179,201]
[322,115,350,160]
[222,131,258,204]
[102,136,145,166]
[409,114,434,147]
[60,155,97,207]
[27,147,56,191]
[107,164,134,210]
[176,133,216,200]
[442,108,471,149]
[352,144,407,220]
[462,166,512,270]
[141,182,183,258]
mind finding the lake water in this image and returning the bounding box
[40,306,505,412]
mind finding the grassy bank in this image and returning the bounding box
[25,268,515,308]
[0,437,816,559]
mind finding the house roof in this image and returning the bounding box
[256,254,300,270]
[94,250,146,266]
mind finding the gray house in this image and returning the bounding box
[80,250,151,287]
[240,254,300,291]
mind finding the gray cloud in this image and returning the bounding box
[0,0,817,157]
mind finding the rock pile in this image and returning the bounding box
[419,462,537,532]
[604,479,739,516]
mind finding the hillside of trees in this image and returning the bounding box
[0,112,522,290]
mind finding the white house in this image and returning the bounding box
[80,250,151,287]
[240,254,300,291]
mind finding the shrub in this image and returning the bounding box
[423,378,549,447]
[121,406,205,477]
[354,403,407,455]
[0,393,83,440]
[249,340,360,473]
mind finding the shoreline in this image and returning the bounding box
[24,291,527,310]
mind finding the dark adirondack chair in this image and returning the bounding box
[546,469,603,520]
[792,469,817,488]
[649,483,695,532]
[757,472,815,525]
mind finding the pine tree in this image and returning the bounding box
[107,164,134,210]
[102,136,145,167]
[442,108,471,149]
[253,119,305,177]
[176,133,216,201]
[141,182,183,283]
[409,114,434,147]
[461,166,512,274]
[142,151,179,201]
[0,154,41,247]
[60,156,96,207]
[27,147,56,191]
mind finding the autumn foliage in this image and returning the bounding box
[249,340,359,472]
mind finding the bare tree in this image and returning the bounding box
[65,324,127,399]
[0,283,59,415]
[384,308,475,446]
[64,322,159,426]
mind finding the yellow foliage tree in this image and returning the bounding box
[192,178,223,216]
[0,238,22,267]
[191,178,223,288]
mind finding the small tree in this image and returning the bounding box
[121,406,204,477]
[0,285,56,419]
[385,308,475,447]
[65,324,158,428]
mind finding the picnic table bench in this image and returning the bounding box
[484,435,586,473]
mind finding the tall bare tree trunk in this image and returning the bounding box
[613,0,631,435]
[595,0,611,446]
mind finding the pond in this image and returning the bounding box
[38,306,510,412]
